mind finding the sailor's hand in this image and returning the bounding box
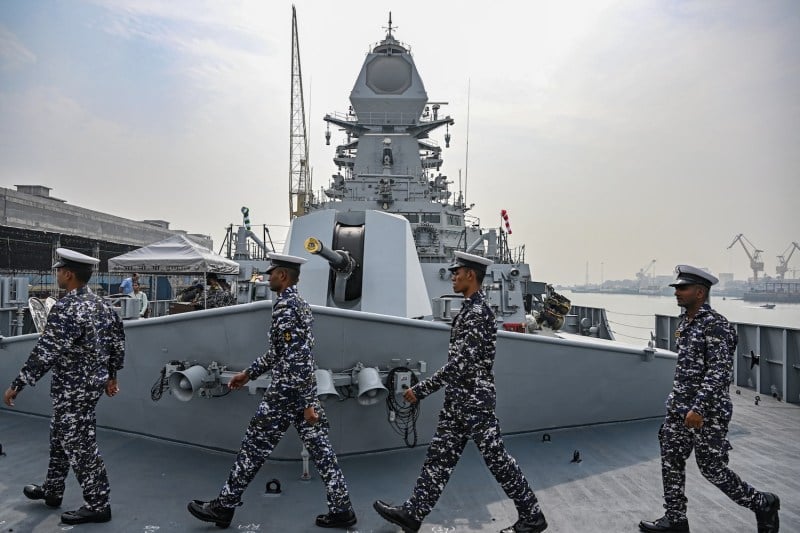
[685,410,703,429]
[304,406,320,425]
[4,387,18,407]
[228,372,250,390]
[403,387,417,404]
[106,379,119,397]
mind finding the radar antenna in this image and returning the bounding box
[289,5,311,219]
[383,12,396,38]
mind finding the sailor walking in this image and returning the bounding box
[3,248,125,525]
[639,265,780,533]
[373,251,548,533]
[188,253,356,529]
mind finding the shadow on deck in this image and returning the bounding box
[0,387,797,532]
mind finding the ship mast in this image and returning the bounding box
[289,5,311,219]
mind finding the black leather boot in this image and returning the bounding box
[373,500,421,533]
[500,514,548,532]
[315,508,357,528]
[639,515,690,532]
[61,505,112,525]
[187,499,235,528]
[23,484,62,508]
[756,492,780,533]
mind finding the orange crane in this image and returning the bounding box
[776,242,800,279]
[727,234,764,281]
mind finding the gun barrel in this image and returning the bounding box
[304,237,351,272]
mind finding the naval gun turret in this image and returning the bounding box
[304,237,359,304]
[285,210,431,318]
[304,237,356,273]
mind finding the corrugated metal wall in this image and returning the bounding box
[0,225,136,273]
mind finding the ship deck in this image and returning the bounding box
[1,387,797,533]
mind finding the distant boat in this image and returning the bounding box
[760,303,776,309]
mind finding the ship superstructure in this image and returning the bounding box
[292,21,535,324]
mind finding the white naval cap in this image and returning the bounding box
[266,252,307,273]
[669,264,719,288]
[447,251,494,274]
[52,248,100,269]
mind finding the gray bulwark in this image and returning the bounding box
[0,387,796,532]
[656,316,800,405]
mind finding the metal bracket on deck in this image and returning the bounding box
[641,347,655,362]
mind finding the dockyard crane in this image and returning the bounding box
[776,242,800,279]
[727,234,764,281]
[636,259,656,286]
[289,5,312,219]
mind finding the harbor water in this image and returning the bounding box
[564,290,800,345]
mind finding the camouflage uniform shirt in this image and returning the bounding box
[245,285,316,408]
[204,287,235,309]
[12,286,125,397]
[402,290,542,523]
[668,303,737,418]
[413,290,496,411]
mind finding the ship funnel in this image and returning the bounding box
[356,367,388,406]
[315,369,342,401]
[168,365,210,402]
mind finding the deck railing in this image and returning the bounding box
[656,315,800,405]
[565,305,615,340]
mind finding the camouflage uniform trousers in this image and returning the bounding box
[404,407,541,522]
[42,389,110,511]
[218,396,351,513]
[659,408,763,521]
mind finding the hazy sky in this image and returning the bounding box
[1,1,798,285]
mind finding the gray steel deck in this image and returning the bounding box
[1,387,797,532]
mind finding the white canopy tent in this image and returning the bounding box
[108,234,239,275]
[108,234,239,313]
